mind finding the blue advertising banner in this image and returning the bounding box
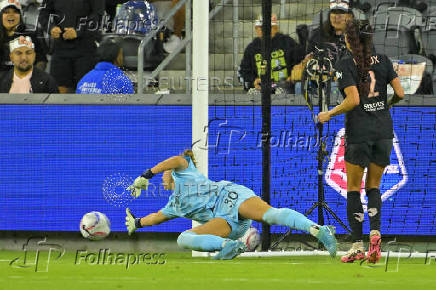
[0,105,434,234]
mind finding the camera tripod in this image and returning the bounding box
[270,53,351,250]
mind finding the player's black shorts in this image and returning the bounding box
[51,54,96,88]
[345,139,393,168]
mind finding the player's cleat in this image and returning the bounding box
[316,225,337,258]
[367,230,381,264]
[125,208,137,236]
[213,240,246,260]
[341,241,365,263]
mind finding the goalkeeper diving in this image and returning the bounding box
[126,149,337,260]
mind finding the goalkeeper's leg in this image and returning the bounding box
[238,197,337,257]
[177,218,245,260]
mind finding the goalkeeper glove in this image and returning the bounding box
[125,208,142,235]
[127,169,154,198]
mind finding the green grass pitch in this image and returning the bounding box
[1,251,435,290]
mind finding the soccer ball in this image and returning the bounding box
[80,211,111,240]
[239,226,261,252]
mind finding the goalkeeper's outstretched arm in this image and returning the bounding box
[125,208,173,235]
[139,210,172,226]
[128,155,188,197]
[149,155,188,175]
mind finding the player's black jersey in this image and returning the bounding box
[335,54,398,143]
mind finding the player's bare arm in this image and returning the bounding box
[151,156,189,174]
[318,86,359,123]
[388,77,405,107]
[125,208,173,235]
[139,210,173,227]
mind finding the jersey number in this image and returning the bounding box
[224,191,238,208]
[368,71,379,98]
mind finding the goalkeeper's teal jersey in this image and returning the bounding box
[160,156,231,223]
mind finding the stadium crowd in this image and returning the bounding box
[0,0,180,94]
[0,0,434,94]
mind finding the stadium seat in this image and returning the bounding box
[422,6,436,61]
[425,0,436,8]
[364,0,427,15]
[100,34,164,71]
[371,7,424,29]
[421,30,436,60]
[373,30,418,57]
[423,6,436,17]
[371,7,423,57]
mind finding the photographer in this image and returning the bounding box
[239,14,302,93]
[290,0,354,83]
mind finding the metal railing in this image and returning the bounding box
[137,0,234,94]
[137,0,187,93]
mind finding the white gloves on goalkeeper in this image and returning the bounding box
[127,176,149,198]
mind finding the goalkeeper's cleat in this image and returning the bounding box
[316,225,337,258]
[367,230,381,264]
[213,240,246,260]
[341,241,365,263]
[125,208,137,236]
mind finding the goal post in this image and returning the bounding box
[191,0,209,257]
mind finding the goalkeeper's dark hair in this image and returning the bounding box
[97,37,122,63]
[345,19,373,98]
[182,149,197,167]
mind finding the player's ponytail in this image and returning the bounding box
[345,20,373,98]
[182,149,197,167]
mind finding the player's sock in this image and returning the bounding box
[177,230,227,252]
[347,191,364,242]
[262,207,316,232]
[366,188,381,232]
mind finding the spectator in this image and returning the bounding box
[39,0,105,93]
[239,14,302,92]
[0,0,48,78]
[76,37,134,94]
[0,36,58,93]
[290,0,354,82]
[159,0,184,53]
[307,0,354,56]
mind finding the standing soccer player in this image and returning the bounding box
[318,20,404,263]
[125,149,337,260]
